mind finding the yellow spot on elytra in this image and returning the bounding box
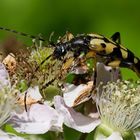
[108,60,121,67]
[120,49,128,59]
[62,57,74,70]
[88,33,103,38]
[134,58,138,64]
[86,51,96,58]
[89,39,105,51]
[105,43,116,54]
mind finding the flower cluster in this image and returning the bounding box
[96,80,140,139]
[0,40,140,140]
[0,63,24,139]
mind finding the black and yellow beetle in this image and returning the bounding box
[0,26,139,77]
[48,32,140,78]
[1,27,140,110]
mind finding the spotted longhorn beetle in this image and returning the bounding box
[1,27,140,111]
[48,32,140,78]
[0,27,139,78]
[0,27,140,77]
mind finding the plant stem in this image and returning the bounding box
[79,133,88,140]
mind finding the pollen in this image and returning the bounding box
[97,80,140,133]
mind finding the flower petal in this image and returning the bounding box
[10,103,63,134]
[0,63,11,88]
[27,86,42,100]
[63,82,93,107]
[54,96,101,133]
[96,62,121,86]
[16,86,43,107]
[134,131,140,140]
[0,130,25,140]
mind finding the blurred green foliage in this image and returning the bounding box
[0,0,140,79]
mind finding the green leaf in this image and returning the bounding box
[63,125,81,140]
[16,80,28,92]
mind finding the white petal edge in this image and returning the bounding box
[0,63,11,88]
[134,131,140,140]
[0,130,25,140]
[54,96,101,133]
[27,86,42,100]
[63,83,91,107]
[10,103,63,134]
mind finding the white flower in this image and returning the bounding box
[95,80,140,140]
[0,63,25,139]
[54,95,101,133]
[97,80,140,132]
[53,63,121,134]
[10,86,63,134]
[54,79,140,140]
[0,62,63,137]
[0,63,16,127]
[63,63,121,107]
[10,63,118,135]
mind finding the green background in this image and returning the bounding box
[0,0,140,79]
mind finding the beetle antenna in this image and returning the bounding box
[0,26,46,42]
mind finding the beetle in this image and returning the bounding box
[46,32,140,78]
[2,27,137,110]
[0,27,139,77]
